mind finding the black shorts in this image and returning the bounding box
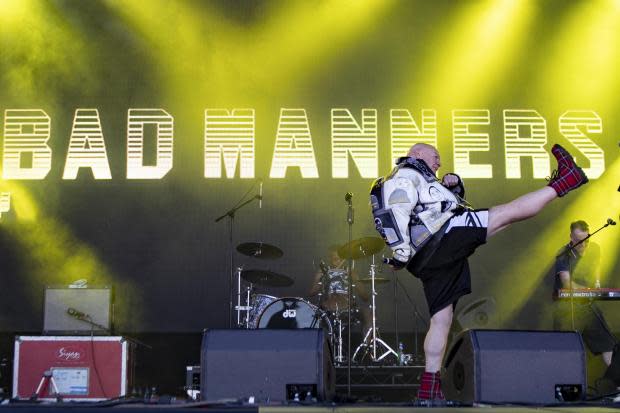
[409,210,488,316]
[553,302,616,354]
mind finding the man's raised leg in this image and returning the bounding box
[487,144,588,239]
[487,187,557,238]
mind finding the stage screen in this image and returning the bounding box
[0,0,619,333]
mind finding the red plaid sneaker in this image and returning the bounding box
[547,144,588,197]
[417,371,445,401]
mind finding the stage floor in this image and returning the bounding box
[2,401,620,413]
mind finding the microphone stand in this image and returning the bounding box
[393,268,399,364]
[215,190,262,329]
[68,310,151,349]
[556,218,616,330]
[393,273,428,363]
[345,192,353,398]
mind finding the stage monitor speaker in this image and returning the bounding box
[443,329,586,404]
[201,329,334,402]
[43,287,112,334]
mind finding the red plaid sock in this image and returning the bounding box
[547,144,588,197]
[417,371,445,400]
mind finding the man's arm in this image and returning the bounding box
[309,270,323,295]
[377,174,419,266]
[442,173,465,198]
[370,172,419,269]
[590,242,601,285]
[558,270,587,289]
[441,173,465,199]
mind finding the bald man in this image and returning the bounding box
[370,143,588,402]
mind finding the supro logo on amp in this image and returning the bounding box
[56,347,83,361]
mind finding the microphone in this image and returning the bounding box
[607,218,617,226]
[383,257,405,270]
[67,307,87,319]
[259,179,263,209]
[345,192,354,224]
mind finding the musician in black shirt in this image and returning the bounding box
[553,220,616,368]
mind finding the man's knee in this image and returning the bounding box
[487,207,509,238]
[430,305,454,330]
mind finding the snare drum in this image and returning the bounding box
[248,294,277,329]
[257,297,332,336]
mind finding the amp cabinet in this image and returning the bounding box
[12,336,131,401]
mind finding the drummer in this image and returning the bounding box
[310,245,371,331]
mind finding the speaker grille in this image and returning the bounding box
[43,287,112,334]
[444,329,586,404]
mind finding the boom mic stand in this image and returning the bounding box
[215,183,262,328]
[556,218,617,330]
[67,309,151,350]
[393,274,427,363]
[68,311,109,332]
[345,192,353,398]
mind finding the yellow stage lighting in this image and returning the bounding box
[489,157,620,324]
[400,0,534,108]
[533,1,620,108]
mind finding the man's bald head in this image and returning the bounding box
[407,143,436,156]
[407,143,441,173]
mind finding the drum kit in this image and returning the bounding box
[233,237,403,365]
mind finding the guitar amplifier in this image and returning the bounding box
[12,336,131,401]
[43,287,112,334]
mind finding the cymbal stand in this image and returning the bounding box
[245,282,253,328]
[333,305,345,365]
[234,267,254,328]
[352,255,398,362]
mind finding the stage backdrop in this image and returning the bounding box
[0,0,619,334]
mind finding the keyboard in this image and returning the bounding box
[557,288,620,300]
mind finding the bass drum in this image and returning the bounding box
[247,294,277,329]
[257,297,332,336]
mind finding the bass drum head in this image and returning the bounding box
[248,294,277,329]
[257,297,331,334]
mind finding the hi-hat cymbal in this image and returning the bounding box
[338,237,385,260]
[240,269,294,287]
[236,242,283,259]
[358,277,391,284]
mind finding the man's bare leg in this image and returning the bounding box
[487,187,557,239]
[421,188,558,371]
[421,187,557,373]
[424,305,453,372]
[487,142,591,238]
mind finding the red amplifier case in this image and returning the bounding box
[13,336,131,401]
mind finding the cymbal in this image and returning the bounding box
[338,237,385,260]
[358,277,390,284]
[240,269,294,287]
[236,242,283,259]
